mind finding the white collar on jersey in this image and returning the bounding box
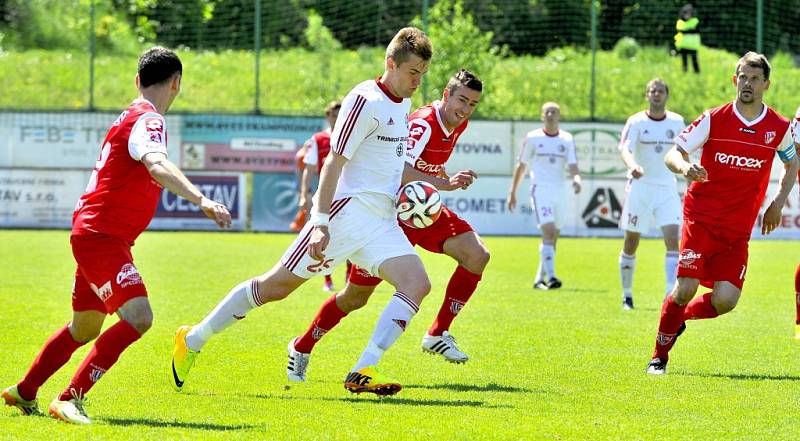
[732,100,768,127]
[432,100,453,137]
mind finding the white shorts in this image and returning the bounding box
[619,179,682,233]
[531,183,567,229]
[280,197,416,278]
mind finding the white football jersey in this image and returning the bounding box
[791,106,800,146]
[518,128,578,186]
[328,79,411,219]
[618,111,685,186]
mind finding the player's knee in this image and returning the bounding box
[416,276,432,297]
[470,248,490,273]
[712,294,739,314]
[69,325,102,344]
[672,286,697,305]
[397,275,431,299]
[125,311,153,335]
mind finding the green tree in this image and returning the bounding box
[413,0,505,111]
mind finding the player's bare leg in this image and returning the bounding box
[346,255,430,396]
[647,277,698,374]
[661,224,680,299]
[620,231,640,309]
[421,231,489,363]
[173,264,306,391]
[4,310,104,417]
[538,223,561,289]
[288,282,376,381]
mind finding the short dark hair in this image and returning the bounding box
[386,27,433,65]
[446,69,483,95]
[138,47,182,88]
[736,51,771,80]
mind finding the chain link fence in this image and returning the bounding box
[0,0,798,120]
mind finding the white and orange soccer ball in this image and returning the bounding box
[396,181,442,229]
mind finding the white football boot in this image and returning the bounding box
[286,338,311,382]
[421,331,469,363]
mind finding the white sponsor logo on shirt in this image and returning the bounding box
[714,152,765,169]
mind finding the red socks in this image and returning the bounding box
[683,293,719,321]
[653,296,686,361]
[795,264,800,325]
[428,266,482,336]
[58,320,141,401]
[294,294,348,353]
[17,324,84,401]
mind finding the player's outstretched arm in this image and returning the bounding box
[401,163,476,191]
[665,146,707,182]
[307,152,347,260]
[762,155,799,235]
[141,152,231,228]
[507,162,527,212]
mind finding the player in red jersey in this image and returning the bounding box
[298,100,342,291]
[795,262,800,338]
[2,47,231,423]
[790,110,800,339]
[647,52,799,374]
[285,69,486,381]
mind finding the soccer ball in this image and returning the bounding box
[396,181,442,228]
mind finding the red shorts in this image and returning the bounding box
[71,234,148,314]
[348,206,474,287]
[677,219,749,289]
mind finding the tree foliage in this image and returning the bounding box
[0,0,798,58]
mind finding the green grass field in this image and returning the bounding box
[2,46,800,121]
[0,229,797,440]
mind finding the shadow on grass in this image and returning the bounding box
[678,372,800,381]
[559,287,607,294]
[251,393,513,409]
[403,382,540,394]
[102,417,257,431]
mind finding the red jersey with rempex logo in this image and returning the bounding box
[675,102,793,237]
[72,99,169,244]
[404,101,468,176]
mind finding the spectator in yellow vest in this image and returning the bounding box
[675,4,700,73]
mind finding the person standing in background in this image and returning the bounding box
[675,4,701,74]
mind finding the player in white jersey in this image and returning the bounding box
[617,79,686,310]
[507,102,582,289]
[170,28,433,397]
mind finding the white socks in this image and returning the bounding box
[534,259,547,282]
[665,251,679,296]
[185,279,260,351]
[353,292,418,371]
[619,252,636,299]
[540,243,556,280]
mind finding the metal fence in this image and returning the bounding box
[0,0,796,121]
